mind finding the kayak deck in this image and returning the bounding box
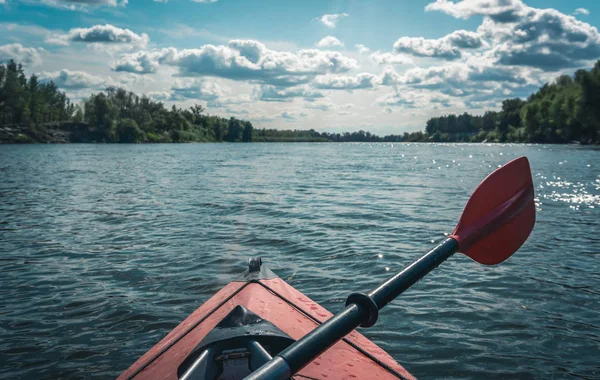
[119,262,415,380]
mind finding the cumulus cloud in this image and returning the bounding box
[37,69,114,90]
[0,43,43,66]
[47,24,149,48]
[39,0,127,10]
[376,91,418,108]
[149,79,250,106]
[112,40,358,87]
[169,79,226,102]
[370,52,413,65]
[393,30,484,59]
[313,73,379,90]
[574,8,589,16]
[378,55,540,107]
[316,36,344,48]
[479,8,600,70]
[318,13,349,28]
[281,110,308,120]
[111,50,163,74]
[376,89,456,110]
[425,0,525,21]
[305,101,334,111]
[355,44,370,54]
[191,0,218,3]
[257,85,324,102]
[426,0,600,70]
[148,91,171,101]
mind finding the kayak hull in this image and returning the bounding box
[119,267,415,380]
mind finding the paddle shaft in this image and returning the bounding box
[244,237,458,380]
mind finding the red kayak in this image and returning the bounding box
[119,258,415,380]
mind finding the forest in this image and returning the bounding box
[423,60,600,144]
[1,59,599,144]
[0,60,254,143]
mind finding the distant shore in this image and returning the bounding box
[2,123,597,145]
[2,59,599,145]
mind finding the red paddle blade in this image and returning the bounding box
[450,156,536,265]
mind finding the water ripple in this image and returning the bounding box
[0,143,599,379]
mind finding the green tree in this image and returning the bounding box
[117,118,145,143]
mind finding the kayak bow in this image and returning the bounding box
[119,258,415,380]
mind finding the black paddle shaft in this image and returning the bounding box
[244,237,459,380]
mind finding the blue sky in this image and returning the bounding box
[1,0,600,134]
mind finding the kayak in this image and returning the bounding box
[119,258,415,380]
[119,157,536,380]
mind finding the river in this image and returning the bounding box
[1,143,599,379]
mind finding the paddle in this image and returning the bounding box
[245,156,536,380]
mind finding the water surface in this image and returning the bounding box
[1,143,599,379]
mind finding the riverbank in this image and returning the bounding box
[2,122,598,144]
[0,123,330,143]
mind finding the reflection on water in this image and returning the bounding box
[0,143,599,379]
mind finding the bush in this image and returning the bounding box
[117,118,145,143]
[15,133,29,143]
[146,132,171,143]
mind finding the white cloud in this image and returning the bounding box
[316,36,344,48]
[169,79,226,101]
[355,44,370,54]
[425,0,525,21]
[478,7,600,70]
[37,69,115,90]
[38,0,127,10]
[257,85,324,102]
[148,91,171,101]
[305,101,334,111]
[113,40,358,87]
[574,8,589,16]
[426,0,600,70]
[47,24,149,48]
[376,89,455,110]
[318,13,349,28]
[0,43,43,66]
[370,52,413,65]
[376,90,419,108]
[111,50,162,74]
[393,30,484,60]
[281,110,308,120]
[379,56,541,110]
[191,0,218,3]
[313,73,379,90]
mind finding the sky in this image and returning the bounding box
[1,0,600,135]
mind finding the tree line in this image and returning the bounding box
[0,59,255,143]
[0,60,74,126]
[424,60,600,144]
[2,59,600,144]
[83,88,254,143]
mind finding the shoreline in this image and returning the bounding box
[1,124,598,145]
